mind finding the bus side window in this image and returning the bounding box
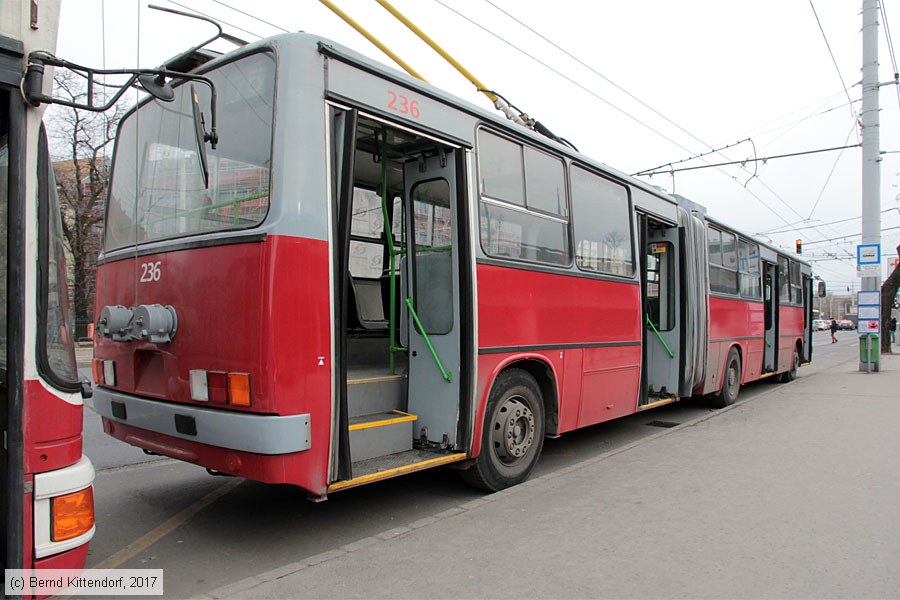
[37,127,78,388]
[647,242,673,330]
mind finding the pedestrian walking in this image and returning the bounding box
[830,319,838,343]
[891,316,897,343]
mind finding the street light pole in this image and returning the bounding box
[860,0,882,371]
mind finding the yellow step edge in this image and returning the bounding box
[329,452,469,493]
[758,371,779,379]
[347,374,407,385]
[348,410,417,432]
[637,396,678,411]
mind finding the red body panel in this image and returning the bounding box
[707,296,766,390]
[705,296,805,394]
[473,264,642,456]
[93,235,333,494]
[23,380,83,474]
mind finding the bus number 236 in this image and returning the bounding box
[387,91,420,119]
[140,261,162,282]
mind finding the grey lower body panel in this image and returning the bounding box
[92,387,311,455]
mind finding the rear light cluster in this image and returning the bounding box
[190,370,251,406]
[91,358,116,386]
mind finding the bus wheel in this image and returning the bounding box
[462,369,545,492]
[779,346,800,383]
[710,348,741,408]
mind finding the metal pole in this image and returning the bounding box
[866,335,871,373]
[860,0,882,372]
[318,0,429,83]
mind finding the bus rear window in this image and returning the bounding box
[105,51,275,250]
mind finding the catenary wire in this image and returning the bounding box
[209,0,290,33]
[468,0,862,249]
[805,121,858,219]
[879,1,900,112]
[162,0,266,41]
[808,0,860,141]
[430,0,807,232]
[760,207,899,235]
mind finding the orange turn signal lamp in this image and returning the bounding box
[190,370,251,406]
[51,487,95,542]
[91,358,116,386]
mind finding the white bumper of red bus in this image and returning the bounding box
[91,388,311,454]
[33,455,96,559]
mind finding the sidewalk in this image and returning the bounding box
[206,354,900,599]
[75,343,93,368]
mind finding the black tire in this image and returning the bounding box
[710,348,741,408]
[779,345,800,383]
[462,369,545,492]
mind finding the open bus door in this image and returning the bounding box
[402,150,463,448]
[763,260,778,373]
[640,214,681,407]
[802,272,813,363]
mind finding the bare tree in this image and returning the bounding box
[46,69,126,337]
[882,244,900,353]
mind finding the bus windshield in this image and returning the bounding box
[105,51,275,251]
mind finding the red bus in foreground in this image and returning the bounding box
[91,32,812,498]
[1,2,95,582]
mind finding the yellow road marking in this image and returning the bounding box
[329,453,468,492]
[348,410,417,431]
[93,477,243,570]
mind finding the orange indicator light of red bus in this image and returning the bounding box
[228,373,251,406]
[207,372,228,403]
[91,359,103,384]
[51,487,95,542]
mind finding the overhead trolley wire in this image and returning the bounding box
[808,0,860,141]
[482,0,713,154]
[759,207,899,236]
[803,224,900,245]
[430,0,805,233]
[879,0,900,113]
[209,0,290,33]
[428,0,697,158]
[162,0,265,41]
[806,121,858,219]
[634,144,860,176]
[464,1,862,247]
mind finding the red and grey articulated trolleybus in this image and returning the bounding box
[1,2,95,580]
[91,30,812,498]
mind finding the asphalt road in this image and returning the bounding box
[81,330,858,598]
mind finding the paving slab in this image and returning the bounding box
[208,354,900,599]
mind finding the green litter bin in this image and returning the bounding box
[859,334,880,363]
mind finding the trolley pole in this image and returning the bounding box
[859,0,882,372]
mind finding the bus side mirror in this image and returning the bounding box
[817,281,826,297]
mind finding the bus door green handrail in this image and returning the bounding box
[646,315,675,359]
[405,298,452,382]
[380,150,399,373]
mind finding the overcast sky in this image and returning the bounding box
[55,0,900,290]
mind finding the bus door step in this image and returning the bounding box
[348,410,417,462]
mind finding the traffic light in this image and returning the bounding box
[795,239,802,254]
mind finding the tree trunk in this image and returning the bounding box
[881,246,900,353]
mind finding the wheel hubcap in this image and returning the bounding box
[491,395,535,465]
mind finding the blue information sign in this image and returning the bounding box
[857,244,881,265]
